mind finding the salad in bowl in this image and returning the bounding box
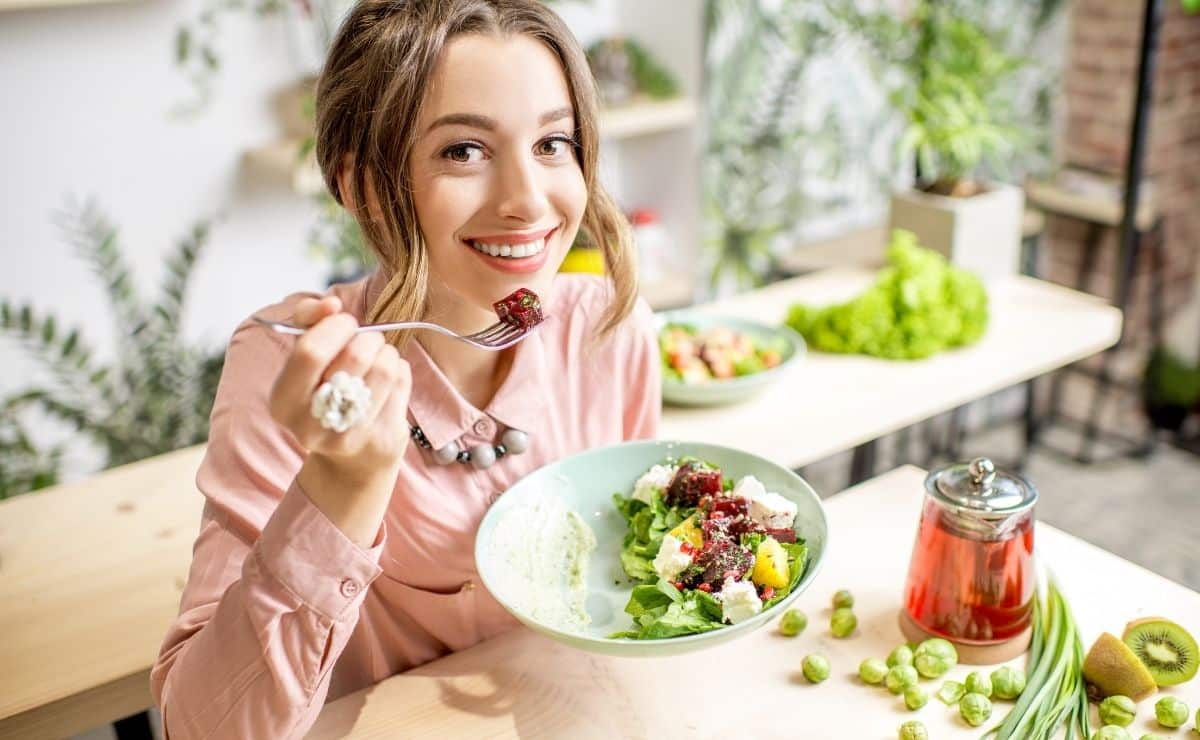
[656,312,805,407]
[611,458,809,639]
[474,440,827,657]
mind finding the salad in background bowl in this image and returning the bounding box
[656,312,805,407]
[474,440,828,658]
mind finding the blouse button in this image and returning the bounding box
[339,578,360,598]
[473,418,492,436]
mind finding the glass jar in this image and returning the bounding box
[902,458,1037,645]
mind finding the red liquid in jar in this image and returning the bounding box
[903,499,1035,643]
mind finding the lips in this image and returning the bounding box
[464,226,557,260]
[469,236,546,259]
[462,226,559,275]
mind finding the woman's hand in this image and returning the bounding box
[269,295,412,545]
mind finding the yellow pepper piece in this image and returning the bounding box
[752,537,790,590]
[669,514,704,550]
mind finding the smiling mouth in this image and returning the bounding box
[465,227,556,260]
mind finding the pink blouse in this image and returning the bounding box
[150,272,661,739]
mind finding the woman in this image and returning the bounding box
[150,1,660,737]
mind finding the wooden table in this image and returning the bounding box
[0,446,207,740]
[306,465,1200,739]
[0,269,1120,739]
[659,269,1122,470]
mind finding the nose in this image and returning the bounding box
[494,150,549,224]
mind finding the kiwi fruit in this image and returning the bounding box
[1122,617,1198,687]
[1082,632,1158,700]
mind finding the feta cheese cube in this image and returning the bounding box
[652,534,693,582]
[748,490,798,530]
[633,464,677,505]
[719,577,763,624]
[732,474,766,501]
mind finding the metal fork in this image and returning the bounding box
[251,315,543,351]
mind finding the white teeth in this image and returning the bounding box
[470,237,545,259]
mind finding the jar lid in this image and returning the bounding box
[925,457,1037,518]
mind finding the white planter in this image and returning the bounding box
[887,183,1025,280]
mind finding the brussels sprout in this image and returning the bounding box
[802,654,830,683]
[964,670,992,698]
[904,685,928,711]
[859,657,888,685]
[831,607,857,638]
[832,589,854,609]
[990,665,1026,699]
[1091,727,1131,740]
[1154,696,1188,729]
[1137,733,1167,740]
[960,692,992,727]
[886,665,919,695]
[888,644,914,668]
[1098,696,1136,727]
[898,720,928,740]
[779,609,807,637]
[914,637,958,678]
[937,679,965,705]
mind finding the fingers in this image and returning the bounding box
[316,344,411,457]
[270,312,359,423]
[292,295,343,329]
[355,343,410,428]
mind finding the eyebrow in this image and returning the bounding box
[426,106,575,133]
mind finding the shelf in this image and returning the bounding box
[1025,169,1159,230]
[598,97,698,140]
[0,0,126,11]
[245,97,698,197]
[243,138,325,196]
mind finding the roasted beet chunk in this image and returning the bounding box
[701,508,763,543]
[682,537,754,590]
[665,461,723,508]
[493,288,544,330]
[702,495,748,519]
[765,526,797,543]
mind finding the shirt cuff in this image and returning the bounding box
[254,480,386,621]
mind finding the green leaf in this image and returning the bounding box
[40,315,55,344]
[639,601,722,639]
[201,46,219,71]
[175,28,191,63]
[60,329,79,358]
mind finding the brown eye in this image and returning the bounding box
[443,143,483,163]
[537,136,575,157]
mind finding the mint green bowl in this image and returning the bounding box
[474,440,828,658]
[656,311,806,407]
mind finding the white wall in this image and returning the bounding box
[1,0,340,475]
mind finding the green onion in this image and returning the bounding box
[982,575,1090,740]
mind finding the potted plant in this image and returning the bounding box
[0,199,225,497]
[1141,346,1200,433]
[843,1,1028,279]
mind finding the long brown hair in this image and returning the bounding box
[314,0,636,347]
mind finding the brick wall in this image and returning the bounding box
[1044,0,1200,349]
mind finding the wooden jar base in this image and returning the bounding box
[898,609,1032,665]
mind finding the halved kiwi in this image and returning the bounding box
[1122,617,1198,687]
[1082,632,1158,700]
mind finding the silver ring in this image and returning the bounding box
[310,371,372,432]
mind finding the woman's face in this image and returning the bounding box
[410,33,587,325]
